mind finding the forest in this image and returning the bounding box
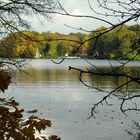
[0,24,140,60]
[1,0,140,139]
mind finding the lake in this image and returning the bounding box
[4,59,140,140]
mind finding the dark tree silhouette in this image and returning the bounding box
[0,0,61,139]
[0,0,57,33]
[52,0,140,118]
[43,42,50,52]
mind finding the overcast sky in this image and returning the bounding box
[29,0,138,34]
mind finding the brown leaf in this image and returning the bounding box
[35,119,51,133]
[9,99,19,106]
[48,135,61,140]
[27,109,38,113]
[39,119,51,127]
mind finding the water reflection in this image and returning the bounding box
[87,66,140,91]
[13,61,140,93]
[13,68,81,86]
[8,59,140,140]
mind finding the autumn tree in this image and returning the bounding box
[88,24,140,60]
[0,0,61,139]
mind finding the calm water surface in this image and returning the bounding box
[4,59,140,140]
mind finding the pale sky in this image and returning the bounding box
[29,0,139,34]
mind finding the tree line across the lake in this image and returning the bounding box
[0,24,140,60]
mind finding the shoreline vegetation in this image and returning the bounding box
[0,24,140,60]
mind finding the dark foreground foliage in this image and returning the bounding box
[0,69,60,140]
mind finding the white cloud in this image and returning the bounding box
[25,0,100,33]
[27,0,137,34]
[72,10,85,15]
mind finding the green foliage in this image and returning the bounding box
[129,24,140,32]
[1,24,140,60]
[0,31,88,58]
[47,41,58,58]
[57,42,68,56]
[88,24,140,60]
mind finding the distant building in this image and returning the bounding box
[35,48,41,58]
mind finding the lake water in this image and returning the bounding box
[4,59,140,140]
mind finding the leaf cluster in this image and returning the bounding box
[0,31,88,58]
[0,65,60,140]
[0,97,60,140]
[1,24,140,60]
[88,24,140,60]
